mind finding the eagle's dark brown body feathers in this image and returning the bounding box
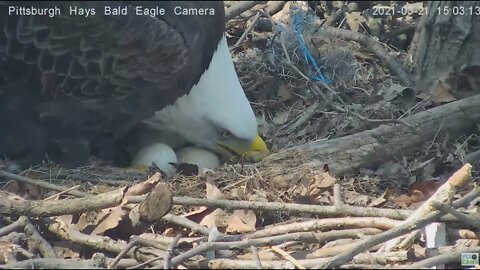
[0,1,225,166]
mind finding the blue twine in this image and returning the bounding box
[292,10,331,84]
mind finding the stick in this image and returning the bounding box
[271,246,306,269]
[225,1,265,21]
[0,170,89,197]
[163,234,181,269]
[0,187,126,217]
[407,246,480,269]
[234,11,262,47]
[316,177,479,269]
[127,196,412,220]
[0,258,103,269]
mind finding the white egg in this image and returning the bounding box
[176,146,220,174]
[131,143,177,177]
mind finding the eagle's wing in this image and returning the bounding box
[0,1,225,164]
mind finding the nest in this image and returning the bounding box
[2,1,480,269]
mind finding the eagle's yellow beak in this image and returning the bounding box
[216,134,269,162]
[246,134,269,162]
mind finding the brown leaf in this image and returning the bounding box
[431,79,456,104]
[368,189,393,207]
[312,172,336,189]
[206,177,226,200]
[182,207,217,227]
[238,251,279,260]
[136,182,173,223]
[391,190,426,208]
[346,12,366,32]
[226,210,257,233]
[4,180,42,200]
[53,241,81,259]
[409,180,443,198]
[163,228,175,237]
[277,84,293,101]
[125,173,161,196]
[91,207,126,235]
[0,240,13,260]
[182,206,209,219]
[200,209,228,229]
[272,110,290,125]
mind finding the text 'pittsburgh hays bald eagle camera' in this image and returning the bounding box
[0,1,269,174]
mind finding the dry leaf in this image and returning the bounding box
[409,180,443,198]
[163,228,175,237]
[0,240,13,259]
[125,173,161,196]
[182,206,218,225]
[272,110,290,125]
[346,193,370,206]
[346,12,366,32]
[391,190,426,208]
[200,209,228,228]
[225,210,257,233]
[135,182,173,223]
[431,79,456,103]
[277,84,293,101]
[312,172,336,189]
[239,250,279,260]
[206,177,226,200]
[91,207,126,235]
[368,189,393,207]
[182,206,209,218]
[53,241,81,259]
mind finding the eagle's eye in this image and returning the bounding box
[222,131,232,138]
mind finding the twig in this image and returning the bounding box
[163,234,181,269]
[136,233,203,249]
[0,187,126,217]
[250,246,262,269]
[396,230,421,250]
[333,184,344,207]
[122,196,413,220]
[316,211,442,269]
[0,216,57,258]
[170,228,382,268]
[406,246,480,269]
[313,26,413,87]
[234,12,262,47]
[0,216,26,237]
[271,246,306,269]
[0,258,103,269]
[0,170,89,197]
[447,228,480,240]
[44,217,164,264]
[384,164,473,251]
[108,237,138,269]
[44,185,81,201]
[161,213,212,236]
[225,1,265,21]
[431,201,480,231]
[23,216,57,258]
[268,12,411,128]
[131,235,170,251]
[316,172,479,269]
[340,264,390,269]
[243,221,388,240]
[12,246,36,259]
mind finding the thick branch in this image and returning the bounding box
[258,94,480,183]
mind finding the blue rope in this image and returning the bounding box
[292,11,331,84]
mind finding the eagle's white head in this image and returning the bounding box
[144,35,269,161]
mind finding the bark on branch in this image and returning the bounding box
[258,94,480,186]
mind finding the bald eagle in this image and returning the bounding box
[0,1,269,169]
